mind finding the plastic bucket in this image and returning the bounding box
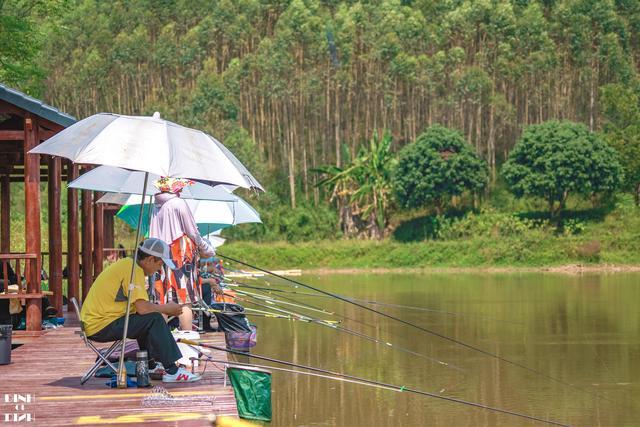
[0,324,12,365]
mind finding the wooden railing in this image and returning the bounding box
[0,253,46,333]
[0,253,39,299]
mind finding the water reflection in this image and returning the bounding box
[247,273,640,426]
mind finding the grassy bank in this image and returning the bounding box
[220,235,640,270]
[221,195,640,270]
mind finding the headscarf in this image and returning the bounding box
[153,177,194,194]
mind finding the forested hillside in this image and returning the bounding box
[3,0,640,249]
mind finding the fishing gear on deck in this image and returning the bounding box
[218,254,612,404]
[178,338,569,427]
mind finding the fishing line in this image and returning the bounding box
[194,356,398,391]
[231,284,462,370]
[218,254,611,404]
[180,339,569,427]
[232,289,462,371]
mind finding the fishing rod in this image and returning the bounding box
[233,286,378,329]
[192,305,302,321]
[218,254,608,403]
[252,272,523,325]
[179,339,569,427]
[231,293,339,325]
[233,287,337,317]
[242,306,305,319]
[227,280,381,331]
[231,289,460,370]
[201,302,320,321]
[192,356,398,391]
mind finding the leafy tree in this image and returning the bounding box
[502,121,624,216]
[392,125,488,213]
[316,131,396,239]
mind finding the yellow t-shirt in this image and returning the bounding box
[80,257,148,337]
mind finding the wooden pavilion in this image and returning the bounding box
[0,84,116,337]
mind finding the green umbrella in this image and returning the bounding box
[116,203,154,238]
[116,203,231,237]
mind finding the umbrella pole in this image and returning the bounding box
[117,172,150,388]
[146,194,153,237]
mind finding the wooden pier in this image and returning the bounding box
[0,327,239,426]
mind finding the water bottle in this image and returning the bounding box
[136,350,150,387]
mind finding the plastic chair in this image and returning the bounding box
[70,297,122,384]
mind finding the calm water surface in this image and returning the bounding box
[243,273,640,426]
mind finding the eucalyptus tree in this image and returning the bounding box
[440,0,516,175]
[601,83,640,204]
[553,0,631,130]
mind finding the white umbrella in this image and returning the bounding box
[189,198,261,230]
[28,111,263,388]
[69,166,238,202]
[204,234,226,248]
[30,112,263,190]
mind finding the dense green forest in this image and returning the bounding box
[3,0,640,260]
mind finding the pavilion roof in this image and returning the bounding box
[0,83,76,127]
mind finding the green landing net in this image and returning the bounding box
[227,366,272,422]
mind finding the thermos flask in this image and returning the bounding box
[136,350,150,387]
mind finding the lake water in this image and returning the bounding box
[241,272,640,426]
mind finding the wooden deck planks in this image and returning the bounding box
[0,327,239,426]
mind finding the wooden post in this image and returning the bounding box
[48,157,63,314]
[1,175,10,253]
[81,171,93,300]
[24,113,41,331]
[93,192,104,279]
[104,210,115,252]
[66,161,80,306]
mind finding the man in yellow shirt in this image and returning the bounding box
[81,238,200,382]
